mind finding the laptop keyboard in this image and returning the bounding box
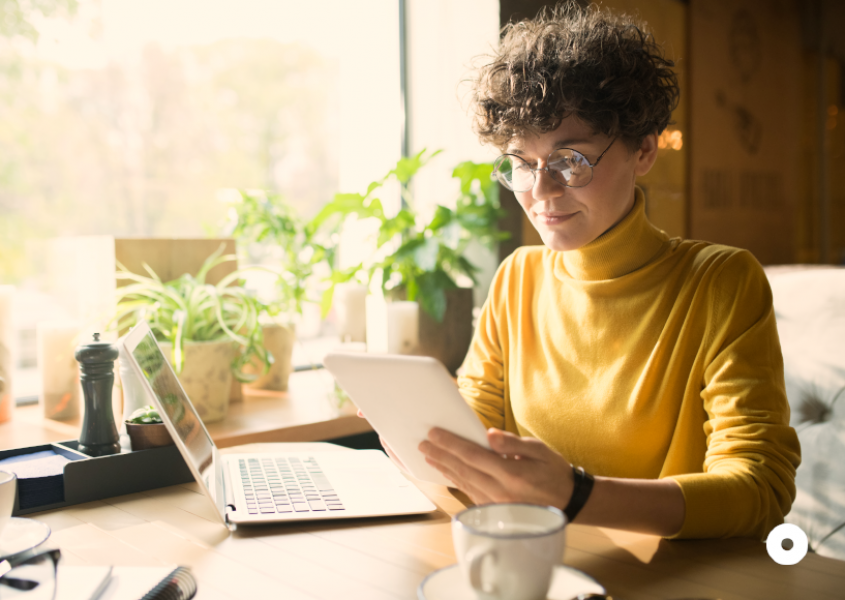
[239,457,345,515]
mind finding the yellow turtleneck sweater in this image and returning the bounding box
[458,189,801,540]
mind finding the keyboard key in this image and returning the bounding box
[308,501,327,511]
[327,505,345,511]
[276,506,293,513]
[293,503,310,512]
[248,509,258,514]
[260,508,276,514]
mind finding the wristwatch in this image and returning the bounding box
[563,465,594,523]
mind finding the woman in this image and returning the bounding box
[417,3,800,540]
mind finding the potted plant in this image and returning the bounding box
[221,189,334,391]
[124,405,173,451]
[310,150,509,373]
[111,245,275,422]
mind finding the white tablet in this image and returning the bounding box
[323,352,491,486]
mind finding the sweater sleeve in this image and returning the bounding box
[457,255,511,430]
[667,251,801,540]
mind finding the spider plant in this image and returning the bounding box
[111,245,282,382]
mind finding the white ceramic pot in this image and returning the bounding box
[245,323,295,392]
[159,340,234,423]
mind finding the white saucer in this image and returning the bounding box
[0,517,52,559]
[418,563,605,600]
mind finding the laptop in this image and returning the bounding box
[122,321,437,526]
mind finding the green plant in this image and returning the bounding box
[224,189,332,318]
[126,406,163,424]
[310,150,509,321]
[111,245,279,381]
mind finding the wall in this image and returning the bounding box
[496,0,844,267]
[689,0,801,265]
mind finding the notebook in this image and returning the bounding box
[122,321,436,526]
[56,565,197,600]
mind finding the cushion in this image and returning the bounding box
[766,267,845,560]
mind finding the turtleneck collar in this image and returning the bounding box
[553,187,669,282]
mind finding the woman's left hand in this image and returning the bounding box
[419,427,575,508]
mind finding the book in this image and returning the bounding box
[56,565,197,600]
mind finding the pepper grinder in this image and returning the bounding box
[75,333,121,456]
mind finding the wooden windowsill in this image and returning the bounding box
[0,368,372,451]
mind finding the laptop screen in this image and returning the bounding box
[130,330,219,499]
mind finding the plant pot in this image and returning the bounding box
[418,288,474,376]
[159,340,234,424]
[244,323,295,392]
[125,422,174,451]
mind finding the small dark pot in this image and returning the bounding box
[418,288,475,376]
[126,422,174,451]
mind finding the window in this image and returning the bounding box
[1,0,402,398]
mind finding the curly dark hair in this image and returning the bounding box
[471,1,680,151]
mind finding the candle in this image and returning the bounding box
[0,286,14,423]
[366,296,419,355]
[48,236,116,337]
[366,295,388,353]
[387,301,419,355]
[37,320,81,420]
[335,283,367,343]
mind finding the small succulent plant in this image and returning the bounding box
[126,406,164,425]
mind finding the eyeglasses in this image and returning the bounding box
[491,138,617,192]
[0,548,61,600]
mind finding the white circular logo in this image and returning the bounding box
[766,523,809,565]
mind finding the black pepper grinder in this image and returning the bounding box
[75,333,121,456]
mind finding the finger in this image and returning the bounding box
[424,455,495,504]
[421,440,506,497]
[486,429,555,461]
[428,428,519,479]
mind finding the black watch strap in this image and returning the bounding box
[563,465,594,523]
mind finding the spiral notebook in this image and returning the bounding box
[57,565,197,600]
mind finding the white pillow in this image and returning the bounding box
[768,268,845,426]
[767,267,845,559]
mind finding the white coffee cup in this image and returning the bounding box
[452,503,567,600]
[0,470,16,538]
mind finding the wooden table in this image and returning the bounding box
[17,442,845,600]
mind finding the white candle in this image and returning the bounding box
[366,296,419,355]
[335,283,368,343]
[0,286,14,423]
[37,320,81,420]
[366,295,388,353]
[48,236,116,337]
[387,301,419,355]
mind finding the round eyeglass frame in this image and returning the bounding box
[491,137,617,192]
